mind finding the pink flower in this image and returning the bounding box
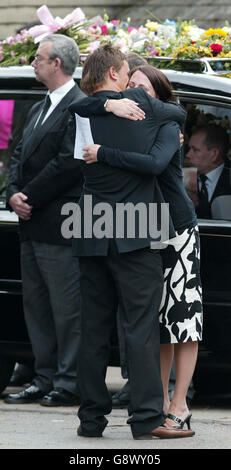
[111,20,119,26]
[86,40,101,53]
[128,26,135,33]
[7,37,15,44]
[210,43,223,54]
[20,56,28,65]
[100,25,108,35]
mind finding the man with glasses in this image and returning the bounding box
[5,34,84,406]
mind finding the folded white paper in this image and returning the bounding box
[74,114,94,160]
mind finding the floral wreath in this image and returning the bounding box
[1,5,231,69]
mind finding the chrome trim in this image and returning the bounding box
[198,219,231,228]
[204,301,231,307]
[175,90,231,103]
[0,90,45,96]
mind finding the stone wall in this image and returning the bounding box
[117,1,231,28]
[0,0,230,39]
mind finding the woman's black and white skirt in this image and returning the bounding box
[159,225,203,344]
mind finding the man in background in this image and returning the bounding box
[5,34,83,407]
[186,124,231,218]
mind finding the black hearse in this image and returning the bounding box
[0,59,231,394]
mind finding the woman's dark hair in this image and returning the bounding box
[130,65,174,102]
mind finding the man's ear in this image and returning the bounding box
[53,57,62,71]
[108,66,118,81]
[210,147,220,163]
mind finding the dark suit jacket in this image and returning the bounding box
[211,162,231,201]
[69,88,186,256]
[6,83,84,245]
[96,121,197,232]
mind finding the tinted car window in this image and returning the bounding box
[180,98,231,221]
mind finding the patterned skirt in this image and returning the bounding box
[159,225,203,344]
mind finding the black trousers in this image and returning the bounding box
[21,241,81,394]
[77,242,165,438]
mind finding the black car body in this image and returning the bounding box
[0,62,231,393]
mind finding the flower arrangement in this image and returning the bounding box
[1,5,231,67]
[172,26,231,59]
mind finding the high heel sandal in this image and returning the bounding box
[166,413,195,436]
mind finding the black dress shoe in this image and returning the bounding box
[4,384,46,404]
[40,388,80,407]
[77,425,102,438]
[9,363,35,387]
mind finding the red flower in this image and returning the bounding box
[100,25,108,35]
[210,43,223,54]
[191,41,196,44]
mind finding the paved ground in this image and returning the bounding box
[0,367,231,453]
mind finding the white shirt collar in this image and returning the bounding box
[48,78,75,107]
[206,163,224,183]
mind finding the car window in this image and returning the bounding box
[0,94,44,197]
[180,98,231,221]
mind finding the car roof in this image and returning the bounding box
[0,65,82,80]
[1,64,231,98]
[163,69,231,97]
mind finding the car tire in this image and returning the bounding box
[0,357,15,394]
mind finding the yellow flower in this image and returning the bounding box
[145,21,159,32]
[204,28,227,38]
[221,51,231,57]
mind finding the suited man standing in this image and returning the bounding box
[69,44,191,440]
[186,124,231,218]
[5,34,84,406]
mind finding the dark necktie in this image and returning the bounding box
[24,95,51,156]
[34,94,51,129]
[196,174,211,218]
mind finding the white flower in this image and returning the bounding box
[187,26,205,41]
[222,26,231,34]
[157,25,176,39]
[113,38,128,49]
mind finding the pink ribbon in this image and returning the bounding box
[28,5,86,43]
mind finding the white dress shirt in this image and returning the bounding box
[35,78,75,126]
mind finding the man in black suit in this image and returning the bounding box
[69,44,191,439]
[186,124,231,218]
[5,34,84,406]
